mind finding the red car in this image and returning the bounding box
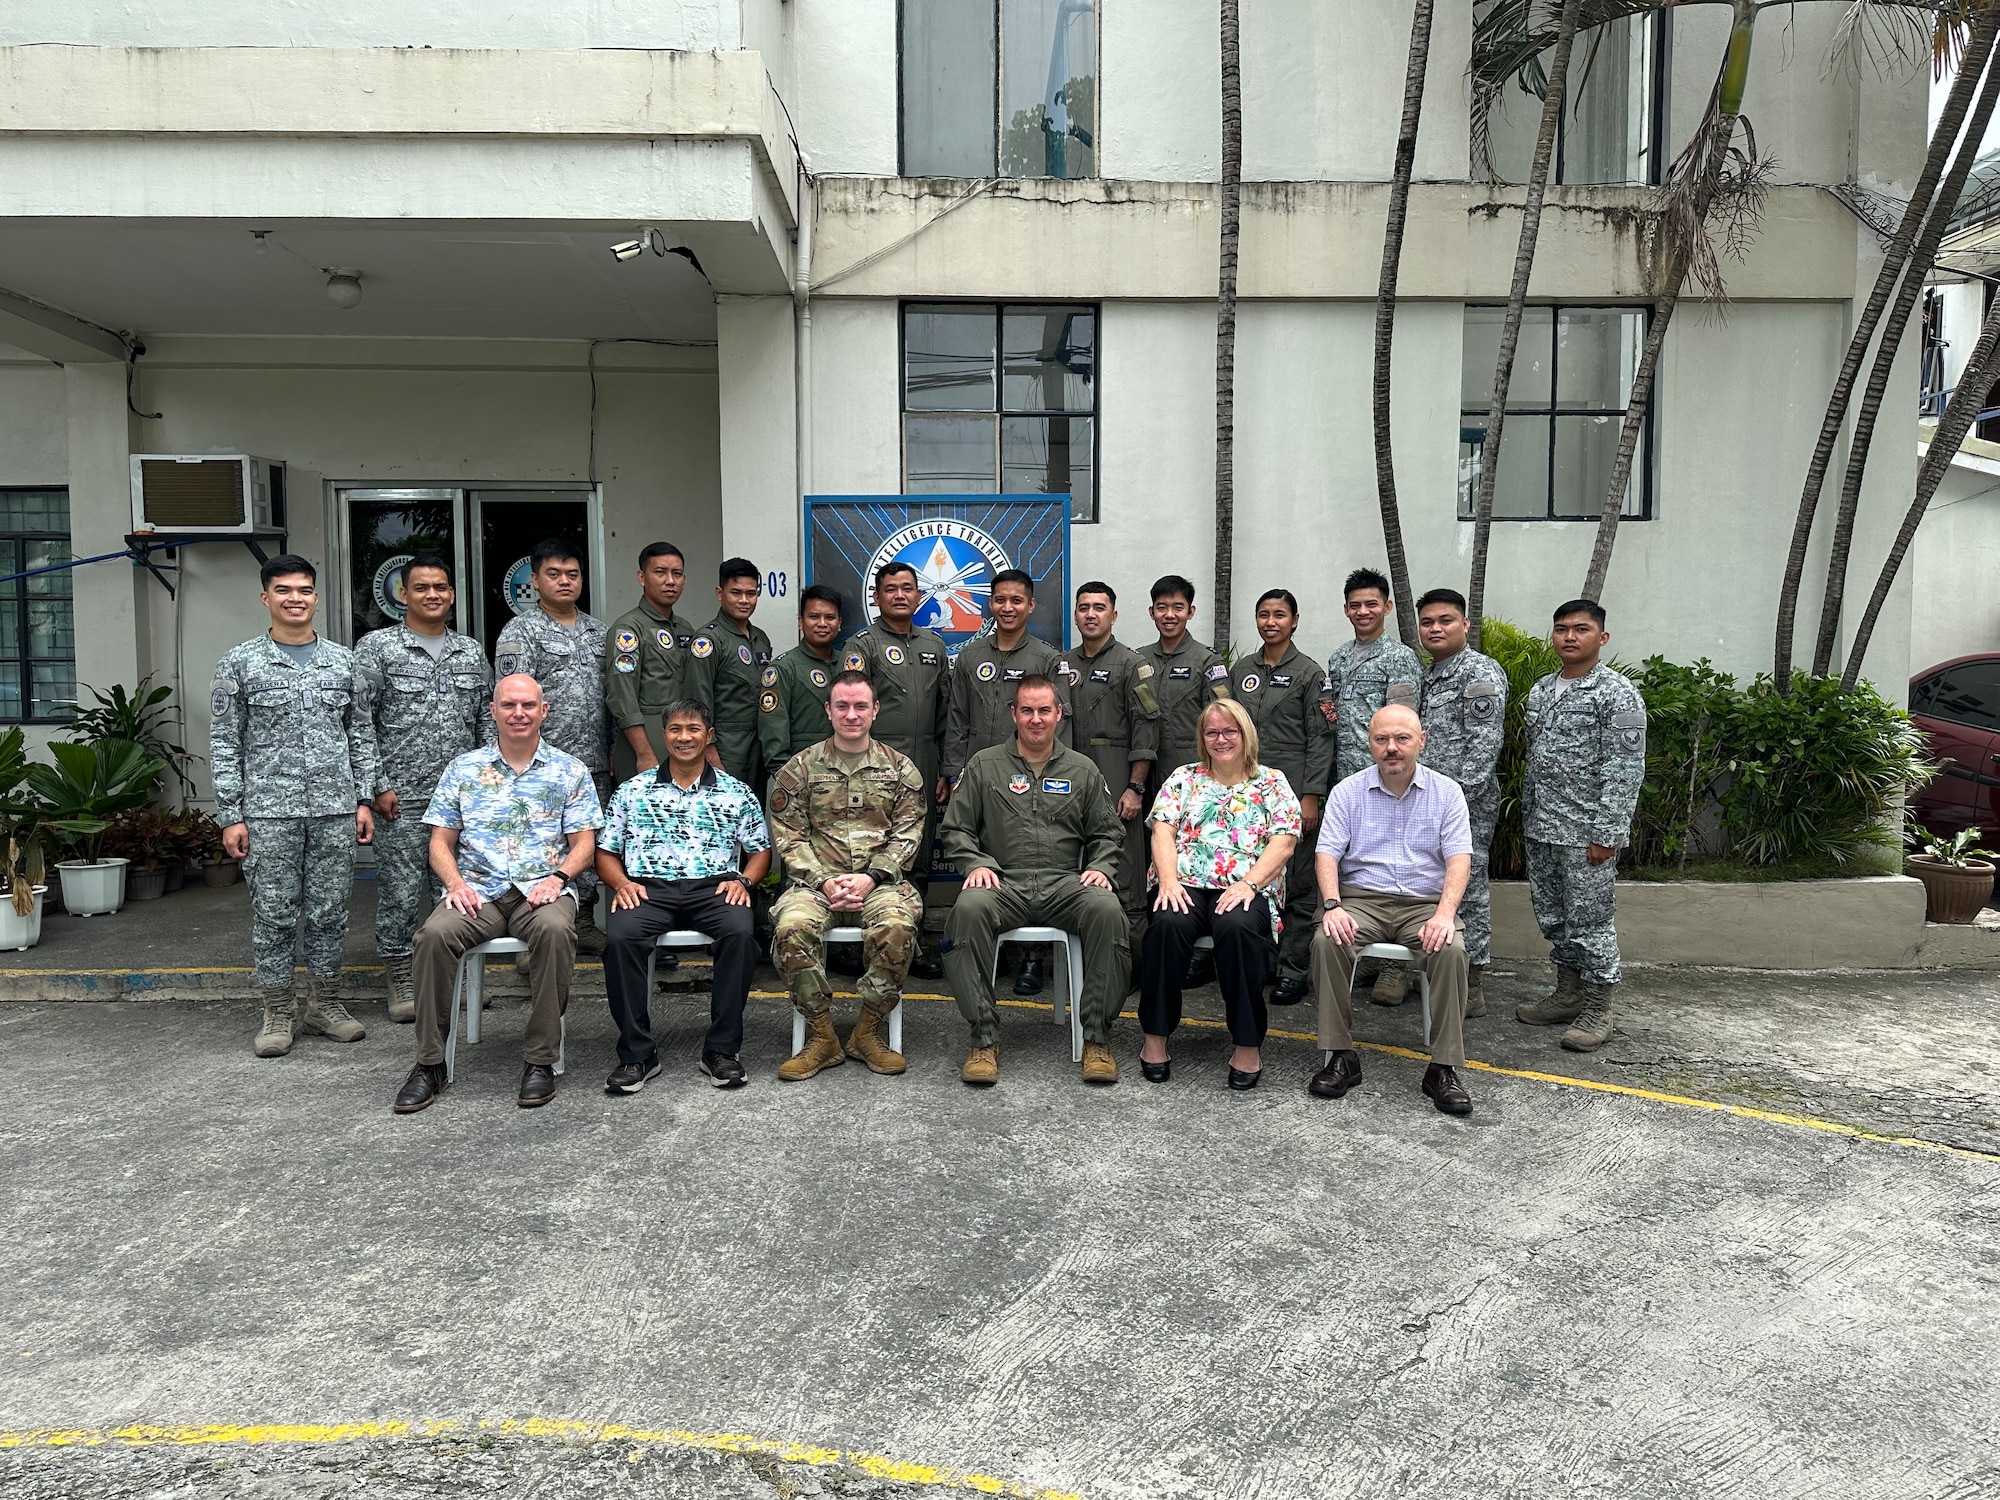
[1909,654,2000,846]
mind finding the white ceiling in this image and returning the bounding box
[0,220,719,341]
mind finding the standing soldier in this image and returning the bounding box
[353,554,489,1023]
[767,671,927,1082]
[1517,599,1646,1052]
[944,567,1071,996]
[843,559,951,980]
[689,557,775,787]
[758,584,844,769]
[1136,574,1231,792]
[493,537,611,953]
[211,554,378,1058]
[1230,589,1334,1005]
[1055,581,1159,958]
[606,542,700,786]
[1414,588,1509,1017]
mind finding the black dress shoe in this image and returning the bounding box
[908,951,944,981]
[1423,1063,1474,1116]
[1269,974,1311,1007]
[392,1062,447,1114]
[1227,1066,1263,1091]
[517,1063,557,1109]
[1141,1058,1172,1084]
[1308,1049,1363,1099]
[1013,956,1045,996]
[699,1050,748,1089]
[605,1056,662,1095]
[1182,954,1215,989]
[827,944,865,979]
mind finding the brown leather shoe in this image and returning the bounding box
[1422,1063,1473,1116]
[960,1045,999,1087]
[1308,1049,1363,1099]
[517,1063,557,1109]
[1080,1041,1118,1085]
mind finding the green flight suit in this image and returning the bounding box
[688,614,775,786]
[1136,635,1231,791]
[942,632,1072,780]
[939,742,1129,1047]
[605,600,699,785]
[758,644,840,772]
[1054,635,1161,929]
[1231,644,1336,981]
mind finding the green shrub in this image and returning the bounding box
[1629,657,1737,869]
[1479,620,1560,879]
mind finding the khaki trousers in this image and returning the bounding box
[1309,888,1467,1068]
[412,889,577,1067]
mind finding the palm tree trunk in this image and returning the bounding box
[1213,0,1242,652]
[1372,0,1436,650]
[1809,37,2000,677]
[1772,6,2000,692]
[1469,0,1585,650]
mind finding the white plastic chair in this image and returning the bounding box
[789,925,907,1057]
[444,937,564,1081]
[645,929,715,990]
[992,926,1085,1061]
[1324,941,1433,1063]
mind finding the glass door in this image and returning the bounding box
[469,490,599,657]
[335,489,465,641]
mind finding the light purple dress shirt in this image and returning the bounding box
[1316,763,1472,899]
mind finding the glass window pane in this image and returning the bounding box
[1003,306,1094,412]
[27,599,72,658]
[1556,308,1641,411]
[905,305,998,412]
[1929,663,2000,729]
[0,664,19,723]
[1002,0,1097,179]
[903,0,998,176]
[1459,416,1551,520]
[1462,306,1553,411]
[1564,16,1649,186]
[30,661,74,722]
[24,539,71,597]
[1553,414,1642,519]
[906,414,999,492]
[1001,415,1094,520]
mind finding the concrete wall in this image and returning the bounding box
[1912,439,2000,672]
[3,1,739,49]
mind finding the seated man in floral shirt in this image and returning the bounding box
[597,699,771,1093]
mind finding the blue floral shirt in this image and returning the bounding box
[601,764,770,881]
[424,741,604,899]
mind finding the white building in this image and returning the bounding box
[0,2,1934,790]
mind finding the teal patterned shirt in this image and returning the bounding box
[601,764,770,881]
[424,741,604,899]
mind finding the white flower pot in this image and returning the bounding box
[56,858,130,917]
[0,886,47,950]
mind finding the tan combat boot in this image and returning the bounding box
[385,953,415,1024]
[844,999,907,1075]
[1465,963,1487,1019]
[1561,982,1617,1052]
[1370,966,1412,1007]
[299,973,367,1043]
[960,1045,999,1087]
[1516,964,1584,1026]
[1080,1041,1118,1085]
[252,989,295,1058]
[778,1011,847,1081]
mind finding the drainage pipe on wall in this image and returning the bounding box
[793,165,815,540]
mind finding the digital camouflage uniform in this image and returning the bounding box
[494,604,610,907]
[758,645,840,770]
[689,614,775,786]
[352,624,490,958]
[604,599,699,784]
[210,636,379,991]
[767,740,927,1016]
[1319,636,1424,784]
[1136,635,1231,790]
[1418,647,1508,965]
[942,632,1072,780]
[1522,664,1647,985]
[1055,636,1161,937]
[1230,645,1335,981]
[844,620,951,904]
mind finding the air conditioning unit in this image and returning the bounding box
[129,455,285,535]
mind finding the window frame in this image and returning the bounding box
[0,486,76,725]
[898,300,1101,523]
[1458,302,1657,524]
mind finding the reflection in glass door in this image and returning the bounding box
[338,490,463,639]
[469,491,597,658]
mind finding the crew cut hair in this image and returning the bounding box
[1416,587,1467,615]
[660,698,713,730]
[1076,580,1117,606]
[799,583,844,615]
[404,553,453,587]
[1343,568,1391,601]
[718,557,761,586]
[260,553,317,589]
[1012,672,1061,707]
[637,541,685,568]
[1553,598,1608,628]
[1150,574,1196,604]
[991,568,1036,597]
[530,538,583,572]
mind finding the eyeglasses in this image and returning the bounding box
[1201,728,1241,742]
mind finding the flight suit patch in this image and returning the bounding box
[1206,664,1229,682]
[691,637,713,659]
[614,653,637,673]
[1240,673,1261,693]
[1271,674,1292,687]
[614,629,639,653]
[1041,779,1072,794]
[1169,667,1191,681]
[809,668,828,688]
[976,662,997,682]
[761,666,779,687]
[885,645,905,665]
[844,651,866,671]
[1008,773,1031,794]
[656,629,673,650]
[1002,668,1024,681]
[1089,669,1111,683]
[738,645,754,665]
[759,690,780,714]
[919,652,940,665]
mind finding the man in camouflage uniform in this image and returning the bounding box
[689,556,775,787]
[353,554,489,1022]
[606,541,700,786]
[1517,599,1646,1052]
[1414,587,1508,1016]
[843,559,951,980]
[211,554,378,1058]
[1055,581,1159,956]
[493,538,611,953]
[767,670,927,1082]
[758,583,844,770]
[944,568,1071,996]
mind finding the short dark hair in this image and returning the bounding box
[637,542,684,569]
[1012,673,1061,706]
[403,552,453,587]
[660,698,712,729]
[1255,588,1298,615]
[1343,568,1392,602]
[1151,575,1196,605]
[1553,598,1608,628]
[531,538,583,572]
[260,553,316,589]
[990,568,1035,598]
[1076,580,1117,607]
[718,557,761,587]
[874,560,918,589]
[828,669,875,699]
[798,583,843,616]
[1416,587,1467,615]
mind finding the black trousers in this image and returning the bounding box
[1138,888,1275,1048]
[603,877,756,1064]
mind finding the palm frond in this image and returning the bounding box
[1825,0,1958,79]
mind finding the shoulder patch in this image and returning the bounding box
[1205,663,1229,681]
[691,636,713,659]
[1465,679,1501,721]
[656,628,674,650]
[1135,663,1154,680]
[614,653,637,674]
[976,661,997,682]
[768,789,788,815]
[884,644,906,665]
[614,628,638,653]
[809,667,828,689]
[844,650,867,672]
[761,665,779,688]
[1386,682,1418,706]
[738,644,754,665]
[759,690,780,715]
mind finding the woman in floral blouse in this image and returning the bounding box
[1140,697,1302,1089]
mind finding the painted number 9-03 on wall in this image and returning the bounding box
[765,571,788,598]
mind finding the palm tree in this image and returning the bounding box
[1213,0,1242,651]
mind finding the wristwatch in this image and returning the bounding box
[717,870,748,887]
[1126,781,1146,797]
[867,867,900,887]
[1243,878,1264,895]
[1322,897,1344,911]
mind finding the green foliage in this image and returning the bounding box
[170,808,225,866]
[1628,657,1737,868]
[1907,821,1999,869]
[64,675,198,799]
[1477,620,1561,878]
[25,739,167,865]
[0,726,48,913]
[103,807,176,871]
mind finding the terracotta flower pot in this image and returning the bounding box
[1905,855,1996,925]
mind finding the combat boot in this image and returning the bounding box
[385,953,415,1024]
[299,973,366,1043]
[778,1012,847,1081]
[960,1045,999,1087]
[1080,1041,1118,1085]
[1515,964,1584,1026]
[572,903,608,957]
[1370,965,1412,1007]
[252,991,295,1058]
[844,999,907,1075]
[1561,982,1617,1052]
[1464,963,1487,1019]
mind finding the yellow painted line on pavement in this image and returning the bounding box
[0,1417,1080,1498]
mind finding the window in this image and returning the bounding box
[900,0,1097,178]
[0,489,75,723]
[1914,661,2000,731]
[1486,11,1666,186]
[1459,305,1652,522]
[903,303,1098,521]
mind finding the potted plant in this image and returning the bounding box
[64,675,202,800]
[28,739,165,917]
[104,807,174,901]
[184,809,238,886]
[1905,823,1998,925]
[160,809,193,893]
[0,727,50,949]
